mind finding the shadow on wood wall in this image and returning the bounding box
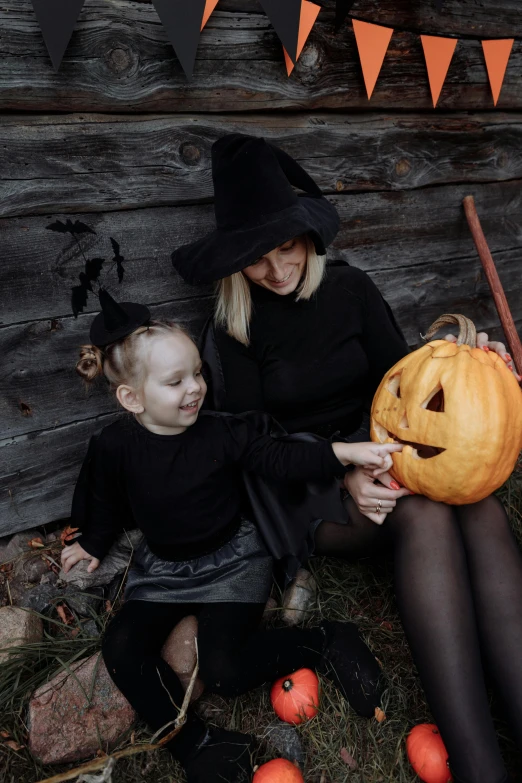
[1,0,521,535]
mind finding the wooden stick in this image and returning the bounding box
[463,195,522,376]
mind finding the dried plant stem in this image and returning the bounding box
[463,195,522,375]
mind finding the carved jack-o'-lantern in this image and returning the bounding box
[371,314,522,504]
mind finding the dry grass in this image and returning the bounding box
[1,461,522,783]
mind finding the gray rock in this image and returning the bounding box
[0,606,43,663]
[12,582,65,614]
[40,571,59,587]
[4,530,43,562]
[281,568,317,626]
[59,530,143,589]
[64,587,104,617]
[0,536,9,565]
[262,719,305,766]
[14,555,49,585]
[81,619,101,638]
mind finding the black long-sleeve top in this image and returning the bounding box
[77,412,348,562]
[213,264,409,436]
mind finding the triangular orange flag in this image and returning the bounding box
[284,1,321,76]
[352,19,393,99]
[421,35,458,107]
[201,0,219,30]
[482,39,514,106]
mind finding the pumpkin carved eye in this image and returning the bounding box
[422,385,445,413]
[386,372,402,398]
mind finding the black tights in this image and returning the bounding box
[102,600,325,763]
[315,493,522,783]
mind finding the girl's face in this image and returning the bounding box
[119,332,207,435]
[242,236,307,295]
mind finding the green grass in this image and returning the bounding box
[1,462,521,783]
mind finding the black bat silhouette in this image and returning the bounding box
[71,257,105,317]
[110,238,125,283]
[47,219,96,236]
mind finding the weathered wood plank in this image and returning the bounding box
[2,112,522,218]
[1,0,522,111]
[2,178,521,327]
[0,413,121,537]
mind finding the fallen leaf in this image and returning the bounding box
[4,739,24,751]
[0,730,10,738]
[56,604,74,625]
[340,747,358,770]
[28,537,44,549]
[61,525,79,546]
[105,600,112,613]
[374,707,387,723]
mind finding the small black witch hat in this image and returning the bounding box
[89,288,151,348]
[171,133,340,285]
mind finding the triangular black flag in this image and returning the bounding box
[259,0,302,65]
[152,0,206,80]
[335,0,356,32]
[30,0,86,71]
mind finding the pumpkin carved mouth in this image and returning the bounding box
[377,426,446,460]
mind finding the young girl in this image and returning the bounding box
[61,290,401,783]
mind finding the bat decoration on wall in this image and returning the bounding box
[47,220,126,316]
[110,238,125,283]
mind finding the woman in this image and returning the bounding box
[172,133,522,783]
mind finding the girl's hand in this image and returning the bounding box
[61,541,100,574]
[333,441,403,476]
[445,332,521,382]
[343,467,411,525]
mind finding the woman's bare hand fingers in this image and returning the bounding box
[444,333,457,344]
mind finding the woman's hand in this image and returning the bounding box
[445,332,521,382]
[332,441,403,476]
[343,467,411,525]
[61,541,100,574]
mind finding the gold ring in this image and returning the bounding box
[375,501,382,514]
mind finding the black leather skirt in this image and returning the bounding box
[124,519,273,604]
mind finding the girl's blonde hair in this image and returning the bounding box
[215,234,326,346]
[76,320,190,390]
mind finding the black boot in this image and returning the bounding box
[317,620,384,718]
[184,726,255,783]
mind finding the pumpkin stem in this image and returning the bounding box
[283,679,293,691]
[422,314,477,349]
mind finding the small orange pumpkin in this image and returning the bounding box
[270,668,319,725]
[371,314,522,504]
[406,724,453,783]
[253,758,304,782]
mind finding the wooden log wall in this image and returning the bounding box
[1,0,522,536]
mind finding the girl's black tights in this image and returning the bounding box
[102,600,325,764]
[315,493,522,783]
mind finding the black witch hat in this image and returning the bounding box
[89,288,151,348]
[171,134,340,285]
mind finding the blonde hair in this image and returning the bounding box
[215,235,326,345]
[76,321,190,390]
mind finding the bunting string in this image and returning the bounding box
[28,0,517,106]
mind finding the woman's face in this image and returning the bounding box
[242,236,307,295]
